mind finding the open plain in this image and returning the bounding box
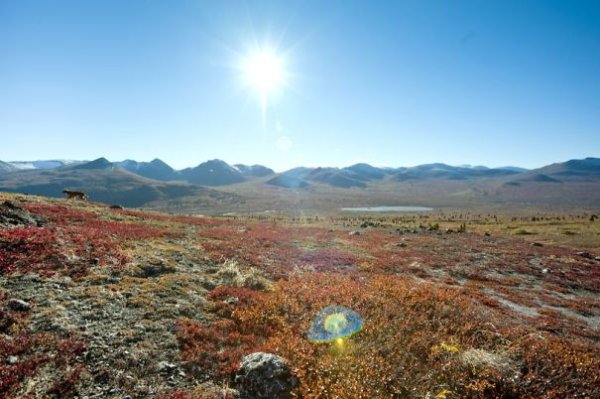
[1,192,598,398]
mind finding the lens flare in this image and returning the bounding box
[307,305,363,343]
[324,312,349,334]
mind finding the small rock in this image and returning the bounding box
[8,299,31,312]
[2,201,22,210]
[157,361,177,373]
[225,296,240,304]
[541,268,549,274]
[595,256,600,261]
[235,352,298,399]
[200,279,217,290]
[576,251,593,259]
[531,242,543,247]
[484,232,491,237]
[348,231,360,236]
[134,259,176,278]
[7,356,18,364]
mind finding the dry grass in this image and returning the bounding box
[216,259,272,291]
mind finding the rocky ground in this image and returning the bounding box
[1,195,233,398]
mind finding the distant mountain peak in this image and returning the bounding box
[73,157,113,170]
[117,159,177,181]
[180,159,245,186]
[234,164,275,178]
[343,163,387,180]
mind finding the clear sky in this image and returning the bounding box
[1,1,599,172]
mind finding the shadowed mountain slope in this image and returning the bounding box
[343,163,388,180]
[67,157,114,170]
[527,157,600,180]
[118,159,180,181]
[308,167,367,188]
[0,158,239,208]
[393,163,521,181]
[180,159,246,186]
[269,166,370,189]
[1,157,600,212]
[504,158,600,185]
[266,175,310,189]
[0,161,18,174]
[234,164,275,178]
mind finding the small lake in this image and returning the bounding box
[341,206,434,212]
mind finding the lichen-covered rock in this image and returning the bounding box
[234,352,298,399]
[0,200,43,227]
[8,298,32,312]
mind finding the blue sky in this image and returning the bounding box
[1,1,599,171]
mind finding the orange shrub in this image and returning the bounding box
[177,273,600,398]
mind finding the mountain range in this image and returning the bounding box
[0,157,599,212]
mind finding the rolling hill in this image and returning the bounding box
[512,157,600,181]
[0,158,240,209]
[117,158,180,181]
[180,159,246,186]
[234,164,275,178]
[392,163,521,181]
[0,161,18,174]
[0,157,599,212]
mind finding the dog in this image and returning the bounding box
[63,189,87,201]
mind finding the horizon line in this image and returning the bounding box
[4,155,599,173]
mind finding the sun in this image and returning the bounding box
[242,48,287,125]
[244,50,284,95]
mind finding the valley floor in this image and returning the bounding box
[1,193,599,398]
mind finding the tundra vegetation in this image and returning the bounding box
[0,192,598,398]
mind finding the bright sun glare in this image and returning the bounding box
[242,49,286,125]
[244,50,284,94]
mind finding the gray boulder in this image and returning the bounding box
[234,352,298,399]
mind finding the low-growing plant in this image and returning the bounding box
[217,259,272,291]
[0,292,87,398]
[176,273,599,398]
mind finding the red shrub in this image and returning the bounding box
[176,318,261,378]
[83,220,169,240]
[0,227,62,274]
[23,203,99,225]
[297,248,359,273]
